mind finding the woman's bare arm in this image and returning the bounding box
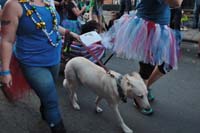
[0,0,22,71]
[58,26,80,40]
[72,5,86,17]
[165,0,183,7]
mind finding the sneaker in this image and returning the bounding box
[147,89,155,102]
[50,120,67,133]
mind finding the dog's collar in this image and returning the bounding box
[116,75,127,103]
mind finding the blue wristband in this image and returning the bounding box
[0,70,11,76]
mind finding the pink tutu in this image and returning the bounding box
[101,12,181,70]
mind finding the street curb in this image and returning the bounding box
[182,39,198,43]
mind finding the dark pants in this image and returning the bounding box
[193,4,200,28]
[119,0,132,16]
[170,8,182,30]
[139,62,171,80]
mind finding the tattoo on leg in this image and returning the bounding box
[1,20,11,26]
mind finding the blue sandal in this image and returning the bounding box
[147,89,155,102]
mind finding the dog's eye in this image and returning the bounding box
[127,82,133,87]
[138,95,144,99]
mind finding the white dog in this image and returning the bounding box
[63,57,151,133]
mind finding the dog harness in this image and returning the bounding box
[116,75,127,103]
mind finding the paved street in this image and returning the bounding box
[0,41,200,133]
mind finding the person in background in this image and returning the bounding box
[61,0,86,34]
[102,0,183,115]
[0,0,79,132]
[0,0,7,21]
[54,0,63,20]
[77,0,92,24]
[89,0,104,32]
[170,7,182,47]
[170,7,182,31]
[198,38,200,57]
[78,0,91,13]
[193,0,200,29]
[119,0,132,17]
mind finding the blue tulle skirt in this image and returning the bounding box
[101,12,181,70]
[61,19,81,34]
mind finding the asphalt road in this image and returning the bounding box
[0,42,199,133]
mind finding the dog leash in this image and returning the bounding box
[78,40,128,102]
[78,40,127,102]
[65,35,127,102]
[79,41,110,73]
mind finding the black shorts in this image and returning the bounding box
[139,62,172,80]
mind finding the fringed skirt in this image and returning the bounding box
[61,19,81,34]
[101,13,181,70]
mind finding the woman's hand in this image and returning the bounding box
[58,26,80,41]
[70,32,80,41]
[1,74,12,88]
[82,5,86,10]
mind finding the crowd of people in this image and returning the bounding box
[0,0,199,133]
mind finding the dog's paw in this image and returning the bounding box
[72,103,80,110]
[95,106,103,113]
[122,124,133,133]
[74,93,78,102]
[123,128,133,133]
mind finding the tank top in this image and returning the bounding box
[15,3,62,66]
[136,0,170,25]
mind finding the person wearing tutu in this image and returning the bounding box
[61,0,86,34]
[102,0,183,115]
[0,0,79,132]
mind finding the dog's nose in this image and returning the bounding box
[145,105,151,110]
[145,107,151,111]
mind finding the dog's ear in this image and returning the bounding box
[129,72,142,80]
[124,75,136,88]
[125,73,147,89]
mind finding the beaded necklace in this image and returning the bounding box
[19,0,62,47]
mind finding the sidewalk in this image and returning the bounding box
[182,28,200,43]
